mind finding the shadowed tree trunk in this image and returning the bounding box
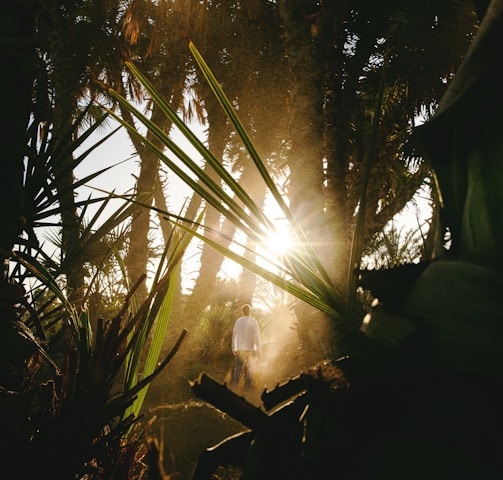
[184,93,230,326]
[277,0,326,238]
[0,2,36,258]
[53,118,88,307]
[276,0,329,330]
[123,86,183,301]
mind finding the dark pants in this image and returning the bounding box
[232,351,256,388]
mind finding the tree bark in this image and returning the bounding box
[123,84,183,301]
[184,94,229,325]
[0,2,37,257]
[277,0,326,237]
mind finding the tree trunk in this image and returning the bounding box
[277,1,326,237]
[277,1,327,328]
[50,99,88,309]
[123,84,183,301]
[0,2,37,257]
[184,94,229,325]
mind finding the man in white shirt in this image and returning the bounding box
[231,304,262,389]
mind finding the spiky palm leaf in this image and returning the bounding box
[104,42,361,330]
[1,226,191,479]
[1,96,199,478]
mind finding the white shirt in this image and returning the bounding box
[232,315,261,352]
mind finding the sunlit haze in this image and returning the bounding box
[266,222,292,256]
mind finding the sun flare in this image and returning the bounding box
[266,225,292,256]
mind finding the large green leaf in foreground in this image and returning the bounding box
[105,41,362,325]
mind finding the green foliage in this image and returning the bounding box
[105,42,363,332]
[1,231,191,478]
[0,94,197,478]
[1,268,142,478]
[123,211,199,421]
[362,221,424,270]
[192,302,235,363]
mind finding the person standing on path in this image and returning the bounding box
[231,304,262,389]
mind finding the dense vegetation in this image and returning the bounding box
[1,0,502,478]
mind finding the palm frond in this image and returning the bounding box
[104,42,358,324]
[123,209,202,420]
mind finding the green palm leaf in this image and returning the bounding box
[103,41,357,324]
[123,209,202,420]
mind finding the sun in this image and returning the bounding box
[265,224,292,256]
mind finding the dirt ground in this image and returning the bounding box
[140,328,325,479]
[146,400,245,479]
[141,359,258,479]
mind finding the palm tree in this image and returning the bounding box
[107,0,483,335]
[362,221,425,270]
[107,3,502,473]
[0,3,198,477]
[277,0,479,291]
[0,1,38,256]
[170,0,479,323]
[32,0,137,307]
[120,0,207,301]
[187,0,290,310]
[277,0,326,237]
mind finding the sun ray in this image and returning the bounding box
[266,224,292,256]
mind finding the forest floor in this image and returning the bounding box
[140,339,323,479]
[147,399,245,479]
[141,356,262,479]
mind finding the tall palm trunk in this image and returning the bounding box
[320,3,355,287]
[124,144,159,301]
[184,95,229,325]
[0,2,37,257]
[277,0,327,328]
[50,103,88,308]
[277,0,326,238]
[123,85,183,301]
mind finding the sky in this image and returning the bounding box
[74,119,196,212]
[72,118,202,289]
